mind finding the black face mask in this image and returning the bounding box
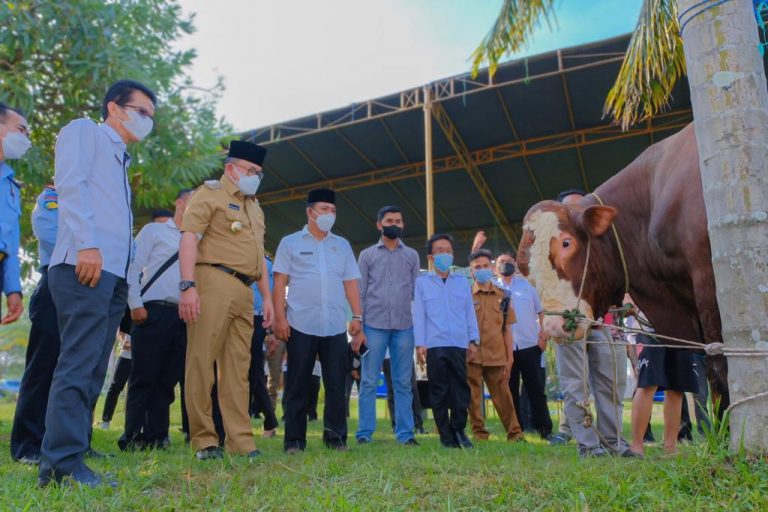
[381,225,402,240]
[500,262,516,277]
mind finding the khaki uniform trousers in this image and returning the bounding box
[185,265,255,454]
[467,363,523,441]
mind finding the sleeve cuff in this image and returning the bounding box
[127,296,144,310]
[75,233,97,250]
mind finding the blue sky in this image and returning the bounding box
[178,0,644,131]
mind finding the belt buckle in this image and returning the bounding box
[0,251,6,263]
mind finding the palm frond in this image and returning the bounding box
[603,0,685,130]
[470,0,557,78]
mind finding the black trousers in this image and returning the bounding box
[383,359,424,429]
[248,316,278,430]
[10,268,61,460]
[102,357,131,421]
[519,365,546,432]
[119,302,187,449]
[284,329,348,450]
[426,346,470,445]
[307,375,321,420]
[509,345,552,438]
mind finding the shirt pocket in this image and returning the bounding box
[449,289,467,313]
[224,207,247,234]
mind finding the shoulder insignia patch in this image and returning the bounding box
[43,200,58,210]
[204,180,222,190]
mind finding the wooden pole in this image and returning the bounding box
[423,85,435,239]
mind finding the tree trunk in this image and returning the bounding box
[678,0,768,451]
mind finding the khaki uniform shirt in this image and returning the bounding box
[472,282,516,366]
[182,175,265,279]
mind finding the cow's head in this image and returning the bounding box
[517,200,617,340]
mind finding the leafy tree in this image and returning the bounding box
[0,0,230,275]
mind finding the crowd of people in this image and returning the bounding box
[0,79,711,489]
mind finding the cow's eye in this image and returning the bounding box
[562,239,572,248]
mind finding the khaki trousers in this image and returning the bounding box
[185,265,255,454]
[467,363,523,440]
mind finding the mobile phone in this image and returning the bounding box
[358,343,369,358]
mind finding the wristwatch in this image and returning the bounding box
[179,280,196,292]
[352,315,363,322]
[469,340,480,347]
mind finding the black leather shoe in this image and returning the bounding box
[39,466,116,489]
[357,437,372,445]
[414,426,426,435]
[195,446,224,460]
[453,430,474,449]
[440,441,460,448]
[403,438,419,446]
[245,450,262,459]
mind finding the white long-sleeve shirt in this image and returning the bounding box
[127,219,181,309]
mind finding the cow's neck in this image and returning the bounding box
[583,157,653,318]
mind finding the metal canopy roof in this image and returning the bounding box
[244,33,693,262]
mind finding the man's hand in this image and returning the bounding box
[537,333,548,351]
[122,337,132,351]
[131,307,148,325]
[500,362,513,385]
[274,315,291,342]
[179,288,201,324]
[76,248,103,287]
[467,343,479,361]
[471,230,487,252]
[265,333,281,357]
[416,346,427,366]
[348,318,362,337]
[1,292,23,324]
[351,332,366,354]
[261,299,274,329]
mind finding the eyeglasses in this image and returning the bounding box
[235,164,264,178]
[122,104,155,120]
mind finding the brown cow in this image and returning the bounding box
[516,124,728,411]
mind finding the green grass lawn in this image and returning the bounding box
[0,397,766,511]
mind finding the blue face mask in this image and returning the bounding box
[474,268,493,284]
[433,253,453,273]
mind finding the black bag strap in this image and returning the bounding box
[500,296,511,333]
[140,252,179,297]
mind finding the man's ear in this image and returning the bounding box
[578,205,617,237]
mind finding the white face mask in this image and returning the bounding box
[2,132,31,159]
[236,172,262,195]
[313,211,336,232]
[122,110,153,140]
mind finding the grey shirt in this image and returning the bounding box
[358,238,420,330]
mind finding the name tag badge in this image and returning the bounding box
[228,203,240,211]
[300,251,314,256]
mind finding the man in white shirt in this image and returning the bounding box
[118,189,192,451]
[273,188,364,453]
[41,80,156,488]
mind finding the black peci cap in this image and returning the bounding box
[228,140,267,166]
[307,188,335,205]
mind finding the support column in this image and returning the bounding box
[423,85,435,240]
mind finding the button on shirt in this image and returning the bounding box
[50,119,133,279]
[32,186,59,269]
[413,273,479,349]
[0,162,21,295]
[472,283,516,366]
[358,239,420,330]
[273,226,361,337]
[252,257,274,315]
[496,276,542,350]
[127,219,182,309]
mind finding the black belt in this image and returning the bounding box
[144,300,178,309]
[209,264,257,287]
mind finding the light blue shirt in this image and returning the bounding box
[0,162,21,295]
[50,119,134,279]
[31,186,59,269]
[252,256,274,315]
[496,276,542,350]
[273,226,361,337]
[412,272,479,349]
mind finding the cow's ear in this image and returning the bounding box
[579,205,616,237]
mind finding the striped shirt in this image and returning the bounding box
[358,238,420,330]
